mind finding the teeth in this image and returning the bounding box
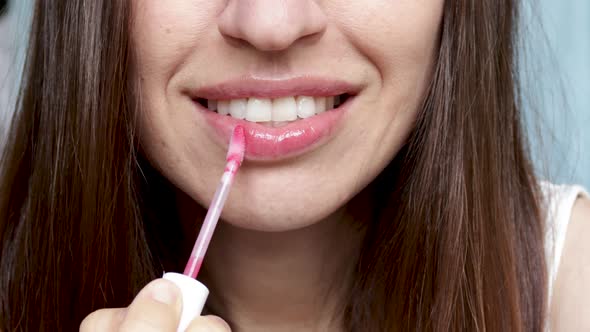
[217,100,230,115]
[205,95,346,122]
[296,96,316,119]
[207,100,218,111]
[315,97,326,114]
[229,99,247,119]
[326,96,335,110]
[246,98,272,122]
[272,97,298,121]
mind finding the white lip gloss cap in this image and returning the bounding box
[163,272,210,332]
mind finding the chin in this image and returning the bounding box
[215,191,348,233]
[219,204,341,233]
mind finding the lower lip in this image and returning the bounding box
[196,99,351,160]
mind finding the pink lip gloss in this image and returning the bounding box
[163,125,246,332]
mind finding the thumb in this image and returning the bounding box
[186,315,232,332]
[119,278,182,331]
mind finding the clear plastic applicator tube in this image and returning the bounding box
[183,157,239,278]
[163,125,245,332]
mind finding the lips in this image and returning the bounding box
[188,77,360,161]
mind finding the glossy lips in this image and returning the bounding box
[191,78,358,160]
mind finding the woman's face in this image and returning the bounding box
[132,0,443,231]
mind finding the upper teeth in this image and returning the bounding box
[206,96,340,122]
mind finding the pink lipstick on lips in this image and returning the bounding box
[191,77,358,160]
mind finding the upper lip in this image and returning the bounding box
[189,76,361,100]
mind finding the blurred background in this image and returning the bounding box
[0,0,588,188]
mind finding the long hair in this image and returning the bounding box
[0,0,546,331]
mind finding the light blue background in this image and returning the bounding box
[524,1,590,188]
[1,0,589,187]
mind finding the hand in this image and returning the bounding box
[80,278,231,332]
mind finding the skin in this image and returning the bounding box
[129,0,442,330]
[131,0,442,233]
[80,0,590,331]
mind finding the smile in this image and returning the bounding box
[190,77,360,161]
[196,94,349,127]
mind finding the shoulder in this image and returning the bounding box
[550,195,590,331]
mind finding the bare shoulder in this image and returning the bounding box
[550,195,590,331]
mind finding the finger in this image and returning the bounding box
[79,308,127,331]
[186,315,232,332]
[119,278,182,332]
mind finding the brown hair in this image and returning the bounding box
[0,0,546,331]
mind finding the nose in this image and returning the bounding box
[218,0,327,52]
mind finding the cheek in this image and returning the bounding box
[131,1,221,78]
[131,1,225,182]
[329,0,443,183]
[333,0,443,79]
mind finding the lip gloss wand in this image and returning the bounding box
[163,125,246,332]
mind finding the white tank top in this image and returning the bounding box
[541,181,589,306]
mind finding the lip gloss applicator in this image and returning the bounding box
[163,125,246,332]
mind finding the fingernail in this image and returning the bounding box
[150,280,179,305]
